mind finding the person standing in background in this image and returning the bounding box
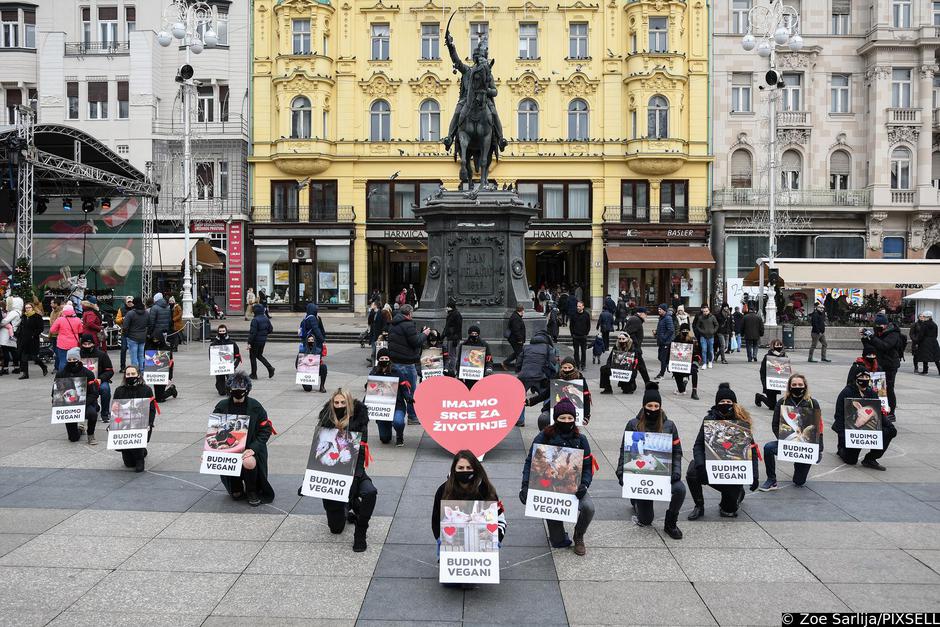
[244,288,256,321]
[248,304,275,380]
[569,301,591,370]
[808,303,830,363]
[653,304,674,380]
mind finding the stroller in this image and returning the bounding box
[211,301,226,320]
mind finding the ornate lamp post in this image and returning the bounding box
[741,2,802,327]
[157,1,219,321]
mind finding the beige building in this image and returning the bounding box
[711,0,940,302]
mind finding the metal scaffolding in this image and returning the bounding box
[14,106,34,269]
[142,161,155,298]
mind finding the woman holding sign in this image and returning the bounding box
[755,339,788,410]
[534,357,592,431]
[599,333,637,395]
[296,333,327,393]
[214,371,275,506]
[686,383,760,520]
[314,389,376,552]
[368,348,412,446]
[110,366,157,472]
[832,370,896,471]
[759,374,823,491]
[54,348,100,444]
[210,325,241,396]
[671,324,701,400]
[432,450,507,553]
[616,383,684,539]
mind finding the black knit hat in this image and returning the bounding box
[376,348,390,360]
[468,325,481,335]
[642,382,661,406]
[553,397,577,420]
[715,382,737,405]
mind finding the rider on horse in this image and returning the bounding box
[442,33,507,153]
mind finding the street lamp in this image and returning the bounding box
[740,2,802,328]
[157,0,219,322]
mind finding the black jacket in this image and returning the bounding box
[79,346,115,383]
[617,412,683,484]
[387,313,426,364]
[368,364,413,411]
[690,408,760,490]
[17,312,43,354]
[832,383,880,432]
[809,310,827,334]
[210,334,242,369]
[733,311,744,334]
[213,396,275,503]
[147,298,173,338]
[55,363,99,414]
[546,308,560,341]
[112,380,157,430]
[569,309,591,338]
[122,307,148,343]
[515,330,556,384]
[432,482,506,542]
[507,310,526,344]
[316,399,370,478]
[248,305,273,345]
[914,319,939,362]
[771,396,823,455]
[866,324,903,370]
[742,312,764,341]
[443,308,463,341]
[624,315,645,356]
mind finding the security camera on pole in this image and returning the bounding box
[157,1,220,323]
[741,2,803,328]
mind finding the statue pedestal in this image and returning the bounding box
[413,189,545,358]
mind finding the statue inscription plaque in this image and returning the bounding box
[458,248,494,295]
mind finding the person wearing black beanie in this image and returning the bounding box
[686,383,760,520]
[456,325,492,389]
[368,348,413,446]
[671,324,701,400]
[616,383,684,539]
[533,357,592,430]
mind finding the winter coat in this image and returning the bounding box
[655,314,675,347]
[387,313,425,365]
[521,425,595,493]
[79,346,115,383]
[370,309,390,345]
[616,412,683,484]
[214,396,275,503]
[299,303,325,351]
[717,309,732,334]
[832,382,880,433]
[866,324,903,370]
[55,362,99,416]
[515,330,556,384]
[248,304,273,345]
[546,308,560,341]
[210,334,242,369]
[772,396,823,456]
[733,311,744,334]
[759,348,788,390]
[597,310,615,332]
[742,311,764,341]
[443,308,463,342]
[111,380,157,440]
[624,315,646,356]
[592,335,606,356]
[557,293,570,312]
[567,295,578,317]
[433,482,506,542]
[914,319,940,362]
[604,296,617,315]
[17,311,43,355]
[809,310,827,334]
[122,307,148,343]
[315,399,370,478]
[690,407,760,489]
[49,308,84,350]
[507,310,526,344]
[0,297,23,348]
[368,364,413,412]
[172,304,184,333]
[693,313,719,338]
[569,309,591,338]
[616,299,629,321]
[147,298,173,339]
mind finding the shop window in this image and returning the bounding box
[515,180,592,220]
[883,236,905,259]
[815,235,864,259]
[367,179,441,219]
[317,243,351,304]
[255,246,291,304]
[310,181,337,221]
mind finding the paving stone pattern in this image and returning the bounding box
[1,338,939,625]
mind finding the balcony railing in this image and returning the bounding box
[250,205,355,224]
[603,205,694,223]
[890,190,915,204]
[886,107,921,125]
[65,41,130,55]
[776,111,811,127]
[153,115,248,137]
[712,188,872,207]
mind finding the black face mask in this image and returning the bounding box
[469,335,479,342]
[555,421,575,434]
[217,333,228,340]
[230,389,247,401]
[561,369,576,380]
[334,406,346,419]
[856,379,870,390]
[644,408,660,421]
[81,345,95,353]
[454,471,475,484]
[124,377,139,387]
[789,387,806,399]
[66,360,82,372]
[378,361,391,371]
[716,404,734,417]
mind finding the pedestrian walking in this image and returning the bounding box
[863,314,903,416]
[624,308,651,389]
[692,305,719,369]
[716,304,732,364]
[369,348,412,446]
[80,296,105,351]
[569,301,591,370]
[443,297,463,374]
[808,303,830,363]
[16,301,47,379]
[387,304,428,426]
[616,294,629,331]
[169,296,183,350]
[759,374,823,491]
[110,366,157,473]
[147,292,173,349]
[121,297,148,369]
[514,329,557,427]
[741,306,764,362]
[597,306,614,352]
[244,288,256,321]
[248,304,275,379]
[501,304,526,370]
[49,303,84,372]
[653,304,675,379]
[545,301,560,342]
[0,296,23,374]
[733,306,744,352]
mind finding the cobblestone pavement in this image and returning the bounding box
[0,338,938,625]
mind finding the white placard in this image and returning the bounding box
[871,372,890,412]
[705,460,753,485]
[302,469,353,502]
[765,357,792,392]
[610,367,634,383]
[296,353,321,387]
[108,429,149,450]
[440,551,500,584]
[51,406,85,424]
[438,499,501,584]
[668,342,693,374]
[200,451,244,476]
[621,430,673,502]
[621,474,672,501]
[845,429,884,450]
[525,489,579,523]
[365,375,399,422]
[210,345,236,376]
[777,440,820,464]
[143,371,170,385]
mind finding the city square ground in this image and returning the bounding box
[0,326,939,625]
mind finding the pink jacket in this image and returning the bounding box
[50,308,84,350]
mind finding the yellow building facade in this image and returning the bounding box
[250,0,712,313]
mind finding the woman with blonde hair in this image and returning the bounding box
[759,373,823,491]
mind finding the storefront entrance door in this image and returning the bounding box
[295,263,315,308]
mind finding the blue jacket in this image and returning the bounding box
[604,296,617,315]
[248,304,273,345]
[655,314,675,347]
[522,426,594,491]
[597,310,615,332]
[299,303,326,350]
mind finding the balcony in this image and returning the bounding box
[890,190,915,204]
[712,188,872,208]
[65,41,130,55]
[152,115,248,138]
[776,111,811,128]
[250,205,355,224]
[603,205,694,223]
[886,108,921,125]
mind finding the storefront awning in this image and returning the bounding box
[151,238,223,272]
[744,259,940,290]
[606,246,716,269]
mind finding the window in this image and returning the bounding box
[648,95,668,138]
[196,162,215,200]
[782,73,802,111]
[567,99,589,141]
[515,181,592,219]
[291,96,311,139]
[883,236,905,259]
[81,7,91,44]
[216,7,229,45]
[934,75,940,108]
[1,10,17,47]
[519,23,538,59]
[219,161,229,199]
[892,68,912,108]
[569,22,588,59]
[649,17,668,52]
[197,86,214,123]
[730,149,753,188]
[118,81,128,119]
[732,0,750,34]
[731,73,751,112]
[631,109,637,139]
[322,110,328,139]
[891,146,912,189]
[370,99,390,141]
[117,144,129,156]
[271,180,300,221]
[892,0,912,28]
[781,149,801,190]
[27,87,35,111]
[419,99,440,141]
[5,88,20,124]
[832,0,850,34]
[934,1,940,26]
[829,150,850,189]
[219,84,229,122]
[782,0,801,30]
[88,81,108,119]
[292,19,311,54]
[620,181,650,220]
[367,180,441,219]
[67,82,79,120]
[421,23,439,60]
[371,23,390,60]
[518,99,539,141]
[99,6,118,47]
[815,236,864,259]
[660,180,688,221]
[631,32,637,54]
[831,74,850,113]
[470,22,488,53]
[125,7,135,38]
[310,181,338,221]
[24,9,34,48]
[322,33,329,56]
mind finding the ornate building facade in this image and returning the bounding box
[250,0,712,313]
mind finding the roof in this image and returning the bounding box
[904,283,940,300]
[605,246,715,269]
[744,259,940,290]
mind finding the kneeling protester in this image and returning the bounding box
[439,500,500,584]
[302,425,361,502]
[201,413,249,477]
[296,353,322,387]
[704,417,755,485]
[107,398,150,450]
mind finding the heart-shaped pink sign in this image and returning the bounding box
[414,374,524,458]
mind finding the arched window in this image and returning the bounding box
[518,99,539,141]
[891,146,912,189]
[419,99,440,141]
[290,96,311,139]
[781,149,801,190]
[730,149,752,188]
[567,99,589,141]
[370,99,391,141]
[648,95,668,138]
[829,149,851,190]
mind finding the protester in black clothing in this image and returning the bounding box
[545,301,560,342]
[653,304,675,378]
[210,324,242,396]
[741,307,764,362]
[432,451,507,557]
[296,334,328,393]
[759,374,823,490]
[624,308,652,387]
[716,304,733,363]
[110,365,157,472]
[534,357,592,430]
[732,306,744,352]
[863,313,902,415]
[443,297,463,374]
[846,344,879,385]
[597,307,615,352]
[79,333,114,422]
[914,311,940,375]
[17,301,47,379]
[616,383,684,539]
[56,348,100,444]
[456,325,493,387]
[600,333,638,394]
[686,383,760,520]
[672,324,701,400]
[557,292,569,326]
[833,370,896,470]
[755,339,787,410]
[569,301,591,370]
[248,304,275,379]
[387,304,428,426]
[369,348,413,446]
[502,304,527,369]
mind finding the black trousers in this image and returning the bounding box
[121,427,154,467]
[250,342,273,376]
[657,345,670,376]
[601,330,610,351]
[65,409,98,441]
[921,360,940,374]
[883,367,898,413]
[503,340,524,367]
[302,363,328,392]
[19,350,45,376]
[837,422,897,464]
[323,476,377,533]
[600,365,632,393]
[686,464,745,513]
[757,388,779,410]
[673,364,699,393]
[572,337,587,368]
[632,480,686,524]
